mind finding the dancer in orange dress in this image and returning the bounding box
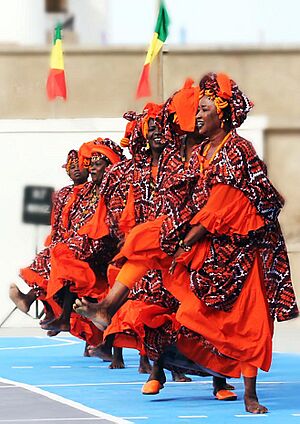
[9,148,88,320]
[74,73,298,413]
[42,138,124,336]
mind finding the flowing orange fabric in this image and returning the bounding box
[70,314,103,346]
[104,300,145,352]
[163,184,272,376]
[170,78,200,132]
[105,301,177,354]
[240,363,258,378]
[78,195,109,239]
[112,183,272,376]
[190,184,265,235]
[164,254,273,377]
[116,260,150,289]
[119,184,136,235]
[113,215,168,267]
[176,333,242,378]
[47,243,98,299]
[19,267,48,293]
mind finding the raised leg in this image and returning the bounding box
[73,281,130,330]
[9,284,36,313]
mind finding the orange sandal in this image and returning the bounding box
[142,380,164,395]
[214,389,237,401]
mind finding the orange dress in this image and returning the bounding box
[162,183,273,377]
[112,180,273,376]
[104,165,173,353]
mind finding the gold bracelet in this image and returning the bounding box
[179,239,192,252]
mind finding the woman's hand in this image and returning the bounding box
[169,246,185,274]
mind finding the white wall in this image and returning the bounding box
[0,118,125,327]
[0,0,46,45]
[0,116,266,327]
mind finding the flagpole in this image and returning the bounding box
[157,47,164,102]
[156,0,164,102]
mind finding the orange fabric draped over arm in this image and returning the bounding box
[78,195,109,239]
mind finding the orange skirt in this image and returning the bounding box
[164,253,273,377]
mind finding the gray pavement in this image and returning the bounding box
[0,381,130,424]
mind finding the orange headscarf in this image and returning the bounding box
[90,144,122,165]
[169,79,200,132]
[78,139,104,170]
[141,102,164,138]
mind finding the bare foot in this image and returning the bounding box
[171,371,192,382]
[40,311,55,326]
[109,347,125,369]
[109,357,125,369]
[73,298,111,331]
[139,355,152,374]
[41,317,70,332]
[47,330,60,337]
[87,344,113,361]
[9,284,35,313]
[244,396,268,414]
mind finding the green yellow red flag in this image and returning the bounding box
[46,24,67,100]
[136,1,170,99]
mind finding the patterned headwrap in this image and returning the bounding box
[90,137,126,165]
[78,140,103,169]
[122,102,175,160]
[79,138,125,169]
[62,149,79,174]
[199,72,253,129]
[141,102,164,139]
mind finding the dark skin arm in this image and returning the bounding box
[169,223,208,274]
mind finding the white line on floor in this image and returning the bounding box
[87,366,106,368]
[0,377,132,424]
[0,339,80,351]
[291,414,300,416]
[50,366,72,369]
[11,366,33,369]
[35,380,300,388]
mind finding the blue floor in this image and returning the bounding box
[0,337,300,423]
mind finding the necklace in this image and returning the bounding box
[199,132,232,173]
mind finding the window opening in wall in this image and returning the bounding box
[45,0,68,13]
